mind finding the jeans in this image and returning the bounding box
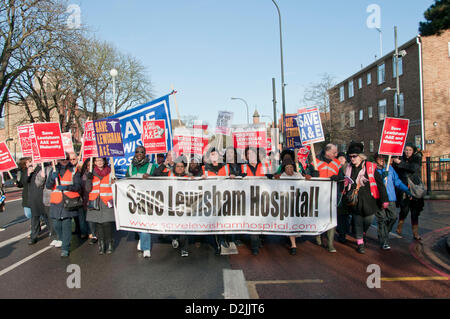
[76,208,89,236]
[376,202,397,245]
[352,214,375,240]
[24,207,32,219]
[140,232,151,251]
[337,214,351,239]
[52,218,73,252]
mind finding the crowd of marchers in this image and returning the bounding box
[12,141,424,258]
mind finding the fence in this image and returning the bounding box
[422,156,450,193]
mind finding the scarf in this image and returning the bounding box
[131,156,149,170]
[94,165,111,178]
[345,162,369,190]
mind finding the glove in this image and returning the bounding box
[382,202,389,209]
[87,172,94,180]
[56,185,68,191]
[382,171,389,179]
[330,175,339,182]
[51,172,58,179]
[405,190,412,197]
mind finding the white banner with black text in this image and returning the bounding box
[113,177,337,235]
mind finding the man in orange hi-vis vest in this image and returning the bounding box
[311,144,342,253]
[46,154,82,258]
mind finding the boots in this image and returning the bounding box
[98,240,105,255]
[412,225,422,241]
[106,241,114,254]
[396,220,404,236]
[327,228,336,253]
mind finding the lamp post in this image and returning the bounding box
[110,68,118,113]
[230,97,249,124]
[271,0,287,147]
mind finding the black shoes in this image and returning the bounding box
[28,238,37,245]
[252,249,259,256]
[89,237,98,245]
[98,240,105,255]
[290,247,297,255]
[106,241,114,254]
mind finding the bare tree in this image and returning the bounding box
[0,0,72,118]
[302,73,353,147]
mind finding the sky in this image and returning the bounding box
[73,0,434,128]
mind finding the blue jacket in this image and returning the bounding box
[376,166,409,202]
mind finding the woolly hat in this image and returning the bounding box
[347,141,364,155]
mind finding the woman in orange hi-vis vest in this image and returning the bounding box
[85,157,116,255]
[242,147,269,256]
[45,154,82,258]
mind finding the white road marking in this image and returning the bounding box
[0,226,46,249]
[0,246,53,278]
[5,198,22,203]
[223,269,250,299]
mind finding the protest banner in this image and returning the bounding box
[32,122,65,161]
[283,114,302,150]
[82,121,98,162]
[172,127,208,157]
[296,107,325,168]
[215,111,233,135]
[61,132,74,154]
[104,93,173,178]
[232,124,267,150]
[378,117,409,156]
[93,118,125,158]
[113,177,337,236]
[142,120,168,154]
[297,145,311,171]
[17,124,34,158]
[193,120,208,131]
[0,142,17,172]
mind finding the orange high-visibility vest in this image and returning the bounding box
[316,158,341,178]
[202,165,229,177]
[168,171,188,177]
[241,163,266,176]
[88,174,113,205]
[50,167,80,204]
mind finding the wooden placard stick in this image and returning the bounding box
[52,160,59,186]
[171,85,183,128]
[310,143,318,169]
[110,157,116,179]
[89,157,93,173]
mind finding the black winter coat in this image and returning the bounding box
[16,168,30,208]
[345,161,389,217]
[27,165,46,217]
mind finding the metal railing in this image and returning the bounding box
[422,157,450,193]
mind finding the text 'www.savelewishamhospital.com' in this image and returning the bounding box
[127,220,318,232]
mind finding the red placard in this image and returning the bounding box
[62,132,74,154]
[17,124,41,163]
[378,117,410,156]
[0,142,17,172]
[82,121,98,162]
[142,120,167,154]
[232,125,267,149]
[32,123,65,161]
[172,128,208,156]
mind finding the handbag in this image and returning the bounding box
[62,191,83,211]
[88,197,101,211]
[407,177,425,199]
[345,183,360,207]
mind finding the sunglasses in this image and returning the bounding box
[349,155,359,159]
[135,150,145,154]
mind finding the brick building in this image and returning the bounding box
[329,30,450,158]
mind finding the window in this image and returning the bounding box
[340,86,345,102]
[340,113,346,129]
[368,106,373,119]
[349,110,355,127]
[415,135,422,149]
[393,56,403,78]
[394,93,405,117]
[378,99,387,121]
[359,109,363,121]
[378,63,385,84]
[342,143,347,152]
[367,72,372,85]
[358,77,362,89]
[369,140,374,152]
[348,80,354,98]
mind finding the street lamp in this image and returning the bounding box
[271,0,287,147]
[110,68,118,113]
[230,97,249,124]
